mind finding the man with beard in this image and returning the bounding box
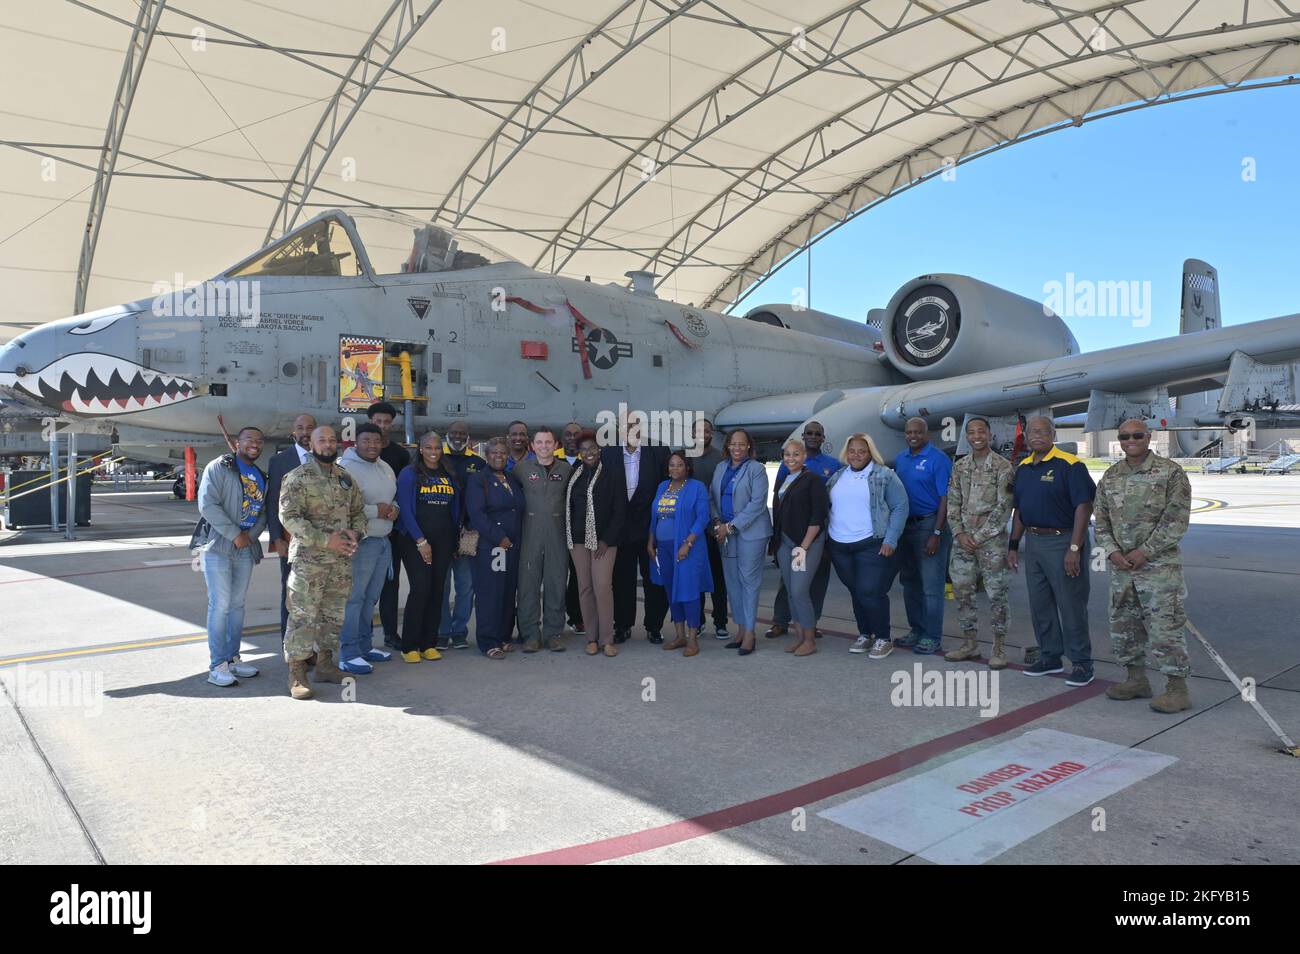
[279,425,367,700]
[265,413,316,639]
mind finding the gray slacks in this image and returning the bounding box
[1023,531,1092,668]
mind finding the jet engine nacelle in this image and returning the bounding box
[881,274,1079,381]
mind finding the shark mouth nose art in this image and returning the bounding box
[2,353,196,416]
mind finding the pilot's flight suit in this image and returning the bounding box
[514,457,572,650]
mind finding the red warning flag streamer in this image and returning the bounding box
[566,300,604,380]
[664,319,699,350]
[1012,417,1027,464]
[504,295,554,315]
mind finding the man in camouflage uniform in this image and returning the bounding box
[1094,419,1193,713]
[945,417,1014,668]
[279,425,367,700]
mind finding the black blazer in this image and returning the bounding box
[567,461,627,546]
[600,444,669,544]
[265,446,304,542]
[771,469,830,553]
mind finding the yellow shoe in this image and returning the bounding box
[421,647,443,661]
[402,651,422,663]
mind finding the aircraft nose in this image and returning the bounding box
[0,308,173,415]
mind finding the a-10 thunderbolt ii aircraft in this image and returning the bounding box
[1,207,1299,463]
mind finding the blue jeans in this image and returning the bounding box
[897,516,952,641]
[202,547,256,671]
[828,536,899,639]
[341,536,392,660]
[438,553,475,637]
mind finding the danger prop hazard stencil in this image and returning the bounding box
[818,729,1176,864]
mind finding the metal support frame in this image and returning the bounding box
[73,0,166,316]
[65,431,77,541]
[264,0,444,244]
[706,41,1300,309]
[436,0,700,227]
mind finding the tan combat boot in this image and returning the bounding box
[1106,664,1153,700]
[314,649,345,684]
[987,635,1008,670]
[945,632,981,662]
[288,660,314,700]
[1150,675,1190,713]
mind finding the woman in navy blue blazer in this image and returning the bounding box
[465,437,526,658]
[647,451,714,657]
[710,429,772,655]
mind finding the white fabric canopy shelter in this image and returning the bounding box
[2,0,1298,343]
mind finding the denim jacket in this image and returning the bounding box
[824,461,909,549]
[191,454,267,563]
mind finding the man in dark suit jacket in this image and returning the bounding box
[601,421,670,643]
[265,414,315,639]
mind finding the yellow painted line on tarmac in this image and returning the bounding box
[1191,497,1228,513]
[0,624,281,668]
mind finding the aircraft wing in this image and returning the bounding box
[869,312,1300,428]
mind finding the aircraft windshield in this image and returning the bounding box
[227,216,362,278]
[346,209,517,276]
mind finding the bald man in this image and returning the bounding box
[278,425,367,699]
[1094,420,1193,712]
[265,413,316,639]
[1008,416,1097,686]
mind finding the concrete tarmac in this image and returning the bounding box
[1,474,1296,864]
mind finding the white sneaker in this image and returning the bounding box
[229,661,259,678]
[849,636,870,654]
[868,639,894,660]
[207,663,237,687]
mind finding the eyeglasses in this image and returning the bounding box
[1117,432,1148,441]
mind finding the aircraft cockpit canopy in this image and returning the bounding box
[227,216,363,279]
[224,209,518,281]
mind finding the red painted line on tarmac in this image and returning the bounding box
[491,678,1110,865]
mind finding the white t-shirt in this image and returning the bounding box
[829,463,875,543]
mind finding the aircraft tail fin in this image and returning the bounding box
[1173,259,1223,455]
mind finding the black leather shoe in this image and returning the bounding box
[724,640,743,649]
[646,631,664,645]
[613,629,631,644]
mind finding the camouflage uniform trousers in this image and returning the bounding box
[1109,564,1189,677]
[284,554,353,662]
[949,535,1009,637]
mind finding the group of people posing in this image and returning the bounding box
[194,403,1194,714]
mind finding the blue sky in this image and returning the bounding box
[739,83,1300,354]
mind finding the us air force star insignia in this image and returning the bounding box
[571,328,633,370]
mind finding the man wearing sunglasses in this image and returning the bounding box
[1093,419,1193,713]
[765,421,842,640]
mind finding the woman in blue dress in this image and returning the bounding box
[647,451,714,657]
[464,437,526,659]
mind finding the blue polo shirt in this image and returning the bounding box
[1012,445,1096,529]
[505,451,536,472]
[775,450,843,485]
[893,442,952,517]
